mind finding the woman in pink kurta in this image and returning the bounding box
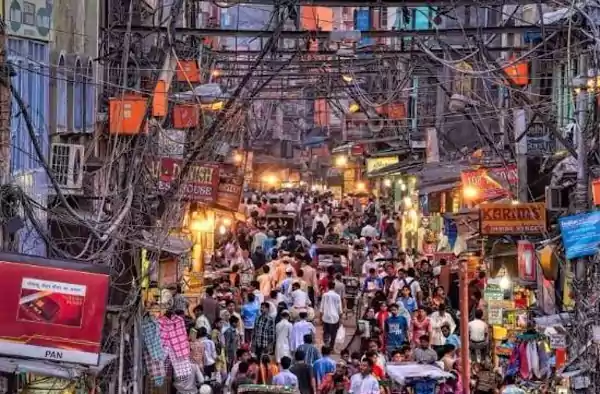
[410,308,432,346]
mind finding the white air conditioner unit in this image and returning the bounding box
[50,143,84,193]
[545,186,566,211]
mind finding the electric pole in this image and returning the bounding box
[0,2,11,252]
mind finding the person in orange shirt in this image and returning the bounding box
[275,257,296,287]
[257,265,272,297]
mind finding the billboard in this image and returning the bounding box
[479,202,547,235]
[0,253,109,365]
[461,164,518,201]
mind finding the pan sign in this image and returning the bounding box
[480,202,546,235]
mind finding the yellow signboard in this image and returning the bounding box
[366,156,399,175]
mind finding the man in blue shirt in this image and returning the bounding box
[240,293,260,344]
[313,346,336,386]
[385,303,409,357]
[273,356,299,389]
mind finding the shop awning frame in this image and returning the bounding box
[0,353,117,379]
[135,230,194,255]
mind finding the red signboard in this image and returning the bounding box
[518,240,537,282]
[152,158,219,202]
[0,253,109,365]
[461,164,518,201]
[216,163,244,211]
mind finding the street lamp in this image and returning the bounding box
[463,185,478,200]
[383,179,392,187]
[335,155,348,167]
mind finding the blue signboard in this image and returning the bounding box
[355,9,372,47]
[559,211,600,259]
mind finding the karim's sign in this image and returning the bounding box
[480,202,547,235]
[0,253,109,365]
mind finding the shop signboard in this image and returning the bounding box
[0,253,109,365]
[366,156,399,175]
[517,240,537,282]
[461,164,518,201]
[484,284,504,301]
[216,163,244,211]
[488,306,503,325]
[151,158,219,202]
[559,211,600,259]
[549,334,566,349]
[479,202,547,235]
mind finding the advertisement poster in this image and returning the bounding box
[461,164,518,201]
[366,156,399,175]
[151,158,219,203]
[0,254,109,365]
[216,164,244,211]
[517,240,537,282]
[559,211,600,259]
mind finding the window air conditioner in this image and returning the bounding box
[50,143,84,192]
[545,186,566,211]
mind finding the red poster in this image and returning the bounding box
[152,158,219,202]
[0,254,109,365]
[461,165,518,201]
[518,240,537,282]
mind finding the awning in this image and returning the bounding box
[418,181,460,195]
[366,160,421,178]
[135,230,193,255]
[0,353,116,379]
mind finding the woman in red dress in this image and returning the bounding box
[410,307,432,346]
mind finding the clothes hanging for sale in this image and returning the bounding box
[141,315,166,386]
[159,313,192,379]
[506,332,551,381]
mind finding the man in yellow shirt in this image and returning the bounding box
[257,265,272,298]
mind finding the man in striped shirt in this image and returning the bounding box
[295,334,321,366]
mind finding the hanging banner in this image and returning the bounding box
[0,254,109,365]
[461,164,518,201]
[216,163,244,211]
[517,240,537,282]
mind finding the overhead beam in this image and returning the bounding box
[198,0,533,6]
[110,25,552,38]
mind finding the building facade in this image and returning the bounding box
[6,0,53,256]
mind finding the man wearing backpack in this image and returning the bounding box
[390,268,422,306]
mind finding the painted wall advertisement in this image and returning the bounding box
[559,211,600,259]
[7,0,53,41]
[0,254,109,365]
[151,158,220,203]
[215,164,244,211]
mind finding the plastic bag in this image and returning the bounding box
[335,324,346,346]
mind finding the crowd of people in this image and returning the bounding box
[160,190,524,394]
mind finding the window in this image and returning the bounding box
[73,58,84,130]
[83,60,95,132]
[23,2,35,25]
[56,55,68,130]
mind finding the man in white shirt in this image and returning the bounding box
[389,268,422,304]
[312,209,330,232]
[290,312,316,351]
[360,218,379,239]
[290,282,311,320]
[349,359,380,394]
[429,303,457,348]
[284,198,299,212]
[468,309,489,363]
[320,281,343,349]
